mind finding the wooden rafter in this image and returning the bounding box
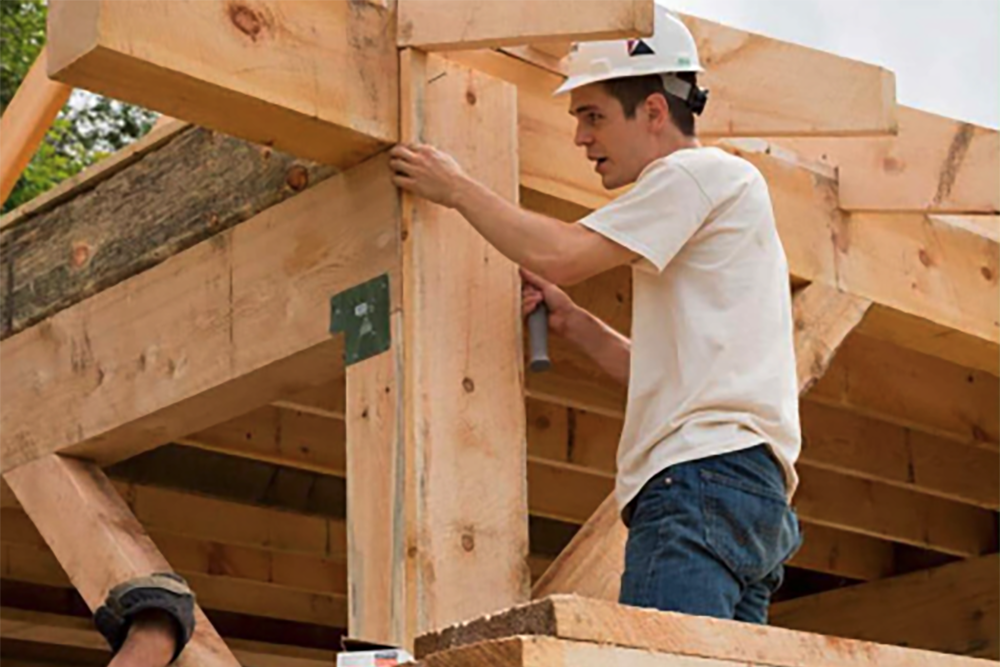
[2,455,239,666]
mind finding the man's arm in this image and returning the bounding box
[107,611,176,667]
[522,270,630,385]
[390,144,638,286]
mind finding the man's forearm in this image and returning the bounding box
[563,306,631,386]
[452,176,572,280]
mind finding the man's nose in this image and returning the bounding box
[574,124,593,147]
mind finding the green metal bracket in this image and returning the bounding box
[330,273,391,366]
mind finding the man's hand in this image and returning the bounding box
[521,268,579,337]
[390,143,468,208]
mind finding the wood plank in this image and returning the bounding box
[47,0,397,166]
[777,106,1000,213]
[2,455,240,666]
[344,53,528,646]
[1,153,400,473]
[772,554,1000,660]
[810,333,1000,448]
[398,0,652,50]
[0,126,337,341]
[415,596,987,666]
[0,47,73,206]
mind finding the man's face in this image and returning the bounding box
[569,83,659,190]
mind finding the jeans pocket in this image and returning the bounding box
[700,469,799,585]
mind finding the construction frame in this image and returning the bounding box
[0,1,997,665]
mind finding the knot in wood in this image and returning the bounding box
[462,377,475,393]
[461,533,475,552]
[286,165,309,192]
[71,242,92,268]
[228,2,268,41]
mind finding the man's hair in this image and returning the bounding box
[601,73,697,136]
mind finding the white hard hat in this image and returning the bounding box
[554,6,703,96]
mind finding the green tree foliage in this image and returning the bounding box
[1,0,156,213]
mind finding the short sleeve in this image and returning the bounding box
[578,158,712,273]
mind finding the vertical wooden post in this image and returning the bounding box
[3,455,240,666]
[346,50,529,647]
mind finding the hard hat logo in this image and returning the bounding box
[627,39,656,57]
[553,7,706,97]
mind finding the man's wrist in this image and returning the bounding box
[448,174,476,212]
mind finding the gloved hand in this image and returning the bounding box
[94,572,196,663]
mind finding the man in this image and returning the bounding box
[390,6,801,623]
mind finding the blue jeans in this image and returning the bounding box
[619,444,800,623]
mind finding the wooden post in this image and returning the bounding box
[345,51,529,647]
[0,47,72,206]
[3,455,240,666]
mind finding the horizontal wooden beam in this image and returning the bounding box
[772,554,1000,660]
[777,106,1000,213]
[398,0,653,50]
[1,153,400,473]
[811,333,999,448]
[415,595,982,667]
[47,0,397,166]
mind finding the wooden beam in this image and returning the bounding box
[398,0,653,51]
[1,153,400,473]
[414,595,984,667]
[810,333,999,448]
[772,554,1000,660]
[0,126,338,341]
[777,106,1000,213]
[532,284,879,599]
[344,53,528,646]
[2,455,240,666]
[47,0,397,166]
[0,607,337,667]
[0,47,73,207]
[444,45,893,213]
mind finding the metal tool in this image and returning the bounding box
[528,303,551,373]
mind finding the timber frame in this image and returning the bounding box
[0,1,997,665]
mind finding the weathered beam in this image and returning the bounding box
[772,554,1000,660]
[0,126,337,341]
[398,0,653,51]
[344,53,528,646]
[414,595,985,667]
[0,47,73,206]
[3,455,240,666]
[47,0,397,166]
[777,106,1000,213]
[532,284,876,599]
[1,153,400,473]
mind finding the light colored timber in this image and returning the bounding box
[534,284,880,599]
[414,595,988,667]
[398,0,653,50]
[1,153,400,474]
[0,608,336,667]
[772,554,1000,660]
[343,53,529,647]
[777,106,1000,213]
[0,47,72,207]
[46,0,397,166]
[810,333,999,449]
[2,455,240,666]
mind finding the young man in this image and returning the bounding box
[390,7,801,623]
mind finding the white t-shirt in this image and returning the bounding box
[578,146,801,512]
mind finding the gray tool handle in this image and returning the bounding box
[528,303,551,373]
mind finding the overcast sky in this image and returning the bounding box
[661,0,999,129]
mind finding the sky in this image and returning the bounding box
[660,0,1000,129]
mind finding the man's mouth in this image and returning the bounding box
[592,157,608,172]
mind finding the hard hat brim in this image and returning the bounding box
[552,64,705,97]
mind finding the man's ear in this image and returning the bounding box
[645,93,671,131]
